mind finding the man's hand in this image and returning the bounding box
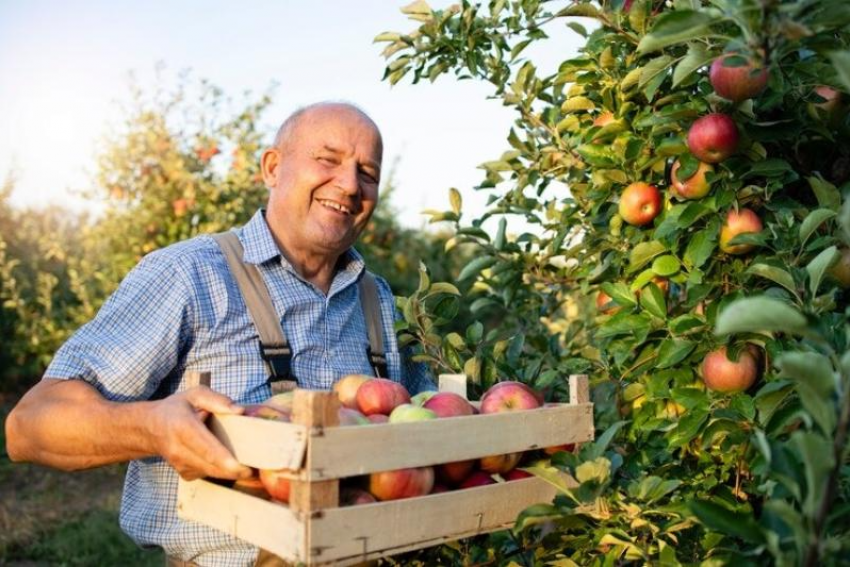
[148,386,253,481]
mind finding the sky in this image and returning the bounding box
[0,1,585,230]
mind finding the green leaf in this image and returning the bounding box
[715,297,808,336]
[690,500,764,543]
[586,421,628,460]
[777,352,837,434]
[673,44,714,87]
[807,245,839,297]
[465,321,484,344]
[828,50,850,92]
[652,255,680,276]
[457,256,497,281]
[628,240,666,273]
[790,431,834,518]
[809,176,841,211]
[524,465,575,495]
[514,503,562,533]
[448,188,462,215]
[427,282,461,296]
[555,4,600,17]
[597,314,652,338]
[669,407,708,447]
[601,282,638,308]
[637,10,721,54]
[799,208,836,248]
[639,55,675,88]
[575,457,611,485]
[745,264,799,298]
[640,283,667,319]
[656,339,696,369]
[683,229,717,269]
[764,500,807,558]
[629,476,682,504]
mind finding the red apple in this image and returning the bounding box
[480,381,543,414]
[431,483,450,494]
[338,407,370,426]
[356,378,411,416]
[333,375,371,409]
[687,114,739,163]
[593,111,615,127]
[709,54,769,102]
[243,404,290,422]
[701,346,759,393]
[366,414,389,424]
[232,475,270,500]
[369,467,435,501]
[596,290,622,315]
[460,471,497,489]
[480,452,523,474]
[388,404,437,423]
[259,469,291,503]
[436,459,476,486]
[340,487,377,506]
[423,392,475,418]
[719,208,762,254]
[619,182,662,226]
[504,469,533,481]
[670,160,714,200]
[813,85,842,114]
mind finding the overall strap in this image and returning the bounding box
[212,231,296,392]
[358,272,388,378]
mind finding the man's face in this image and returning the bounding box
[263,107,382,260]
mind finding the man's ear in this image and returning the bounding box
[260,148,281,188]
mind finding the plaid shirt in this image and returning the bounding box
[44,209,434,566]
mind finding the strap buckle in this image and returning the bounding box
[259,342,294,382]
[367,347,388,378]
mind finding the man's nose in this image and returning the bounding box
[335,163,360,195]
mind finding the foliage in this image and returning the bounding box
[381,0,850,564]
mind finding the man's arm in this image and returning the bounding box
[5,378,252,481]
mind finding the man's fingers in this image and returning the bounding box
[176,418,252,480]
[185,386,244,415]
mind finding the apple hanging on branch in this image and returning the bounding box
[618,182,662,226]
[687,114,739,163]
[709,53,769,103]
[719,208,763,255]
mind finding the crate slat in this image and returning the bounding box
[208,415,307,471]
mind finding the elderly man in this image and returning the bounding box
[6,102,433,566]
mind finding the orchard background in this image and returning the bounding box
[2,0,850,564]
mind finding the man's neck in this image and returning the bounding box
[272,233,342,295]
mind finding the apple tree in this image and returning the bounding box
[381,0,850,563]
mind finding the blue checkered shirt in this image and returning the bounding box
[44,209,435,566]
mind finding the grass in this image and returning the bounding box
[1,397,163,566]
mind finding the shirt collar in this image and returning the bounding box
[238,209,366,281]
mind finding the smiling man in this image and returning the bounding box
[6,102,434,566]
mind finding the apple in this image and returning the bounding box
[813,85,842,114]
[410,390,438,406]
[369,467,435,501]
[593,111,615,127]
[459,471,497,489]
[388,404,437,423]
[829,247,850,288]
[618,182,662,226]
[423,392,475,418]
[436,459,476,486]
[338,407,370,426]
[356,378,411,416]
[480,452,522,474]
[719,208,763,255]
[243,404,290,422]
[232,475,270,500]
[670,160,714,200]
[687,114,739,163]
[504,469,533,481]
[709,54,769,102]
[366,414,389,424]
[431,484,450,494]
[596,290,622,315]
[340,487,377,506]
[332,374,371,409]
[543,443,576,456]
[480,381,543,414]
[701,346,759,393]
[259,469,291,503]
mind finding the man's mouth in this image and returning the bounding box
[317,198,354,216]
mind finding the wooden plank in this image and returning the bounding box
[208,415,308,471]
[569,374,590,405]
[176,479,305,563]
[309,403,594,479]
[290,390,340,515]
[438,374,468,398]
[308,475,576,565]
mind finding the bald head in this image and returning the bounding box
[273,102,383,158]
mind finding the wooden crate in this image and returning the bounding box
[177,375,594,566]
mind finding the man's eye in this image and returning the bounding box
[318,156,338,165]
[359,170,378,183]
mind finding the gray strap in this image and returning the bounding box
[358,272,387,377]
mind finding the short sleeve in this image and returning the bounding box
[43,250,195,402]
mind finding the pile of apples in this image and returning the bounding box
[231,377,573,506]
